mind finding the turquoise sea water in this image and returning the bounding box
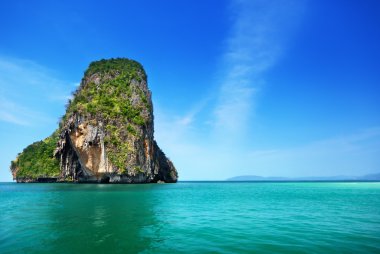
[1,182,379,253]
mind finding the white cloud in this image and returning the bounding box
[245,127,380,177]
[213,0,305,139]
[155,0,306,180]
[0,56,73,126]
[0,99,45,126]
[0,110,29,126]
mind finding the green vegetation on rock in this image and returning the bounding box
[84,58,147,80]
[10,58,177,183]
[64,58,149,123]
[61,58,151,173]
[11,131,60,179]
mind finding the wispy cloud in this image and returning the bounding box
[0,56,73,126]
[245,127,380,177]
[214,0,305,138]
[0,99,40,126]
[155,0,306,180]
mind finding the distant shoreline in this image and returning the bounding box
[181,180,380,183]
[226,173,380,182]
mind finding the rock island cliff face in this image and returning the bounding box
[10,58,178,183]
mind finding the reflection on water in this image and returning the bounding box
[0,183,163,254]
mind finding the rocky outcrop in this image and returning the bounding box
[11,58,178,183]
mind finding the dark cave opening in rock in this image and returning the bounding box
[100,175,110,183]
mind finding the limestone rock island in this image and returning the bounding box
[10,58,178,183]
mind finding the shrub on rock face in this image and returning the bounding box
[11,131,60,180]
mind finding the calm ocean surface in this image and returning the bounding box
[1,182,379,253]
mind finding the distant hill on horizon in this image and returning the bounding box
[227,173,380,181]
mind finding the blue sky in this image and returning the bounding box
[0,0,379,181]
